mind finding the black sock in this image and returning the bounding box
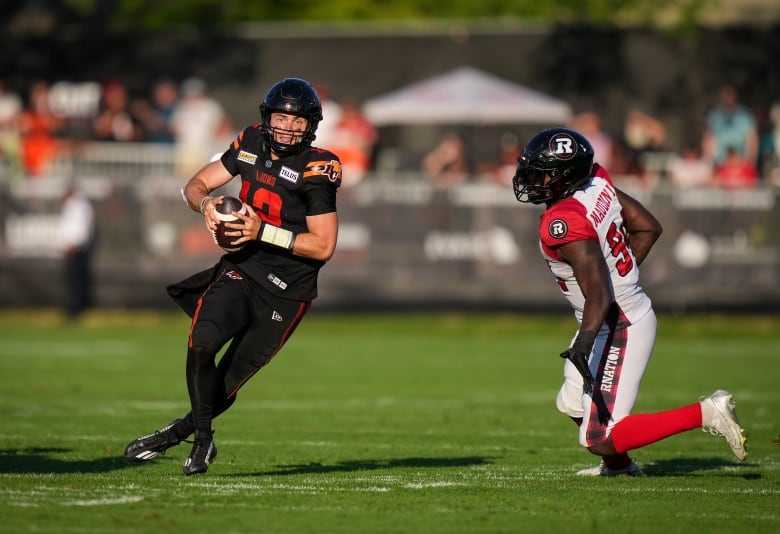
[186,346,217,432]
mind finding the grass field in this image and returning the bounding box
[0,309,778,533]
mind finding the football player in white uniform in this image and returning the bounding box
[512,127,747,475]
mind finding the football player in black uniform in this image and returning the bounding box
[124,78,342,475]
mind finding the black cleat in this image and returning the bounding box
[182,429,217,476]
[124,419,184,462]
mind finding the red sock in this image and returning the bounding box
[610,403,702,454]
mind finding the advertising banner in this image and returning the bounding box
[1,176,777,311]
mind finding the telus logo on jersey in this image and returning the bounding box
[279,166,299,183]
[548,133,577,160]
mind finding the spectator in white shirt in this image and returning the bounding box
[171,78,227,180]
[60,184,95,319]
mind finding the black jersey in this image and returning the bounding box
[219,124,341,300]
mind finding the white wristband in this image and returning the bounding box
[259,222,296,250]
[199,195,213,214]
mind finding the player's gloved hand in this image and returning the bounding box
[560,331,596,394]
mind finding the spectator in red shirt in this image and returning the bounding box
[713,145,759,188]
[19,80,65,176]
[328,97,377,186]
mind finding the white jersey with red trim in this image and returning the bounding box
[538,165,652,325]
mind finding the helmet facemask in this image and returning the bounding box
[513,158,552,204]
[263,114,311,156]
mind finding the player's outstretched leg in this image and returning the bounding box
[700,390,748,461]
[125,419,185,462]
[182,429,217,475]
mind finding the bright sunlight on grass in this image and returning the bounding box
[0,310,778,533]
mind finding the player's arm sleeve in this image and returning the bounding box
[220,126,254,176]
[539,207,598,251]
[219,150,238,176]
[303,152,342,215]
[304,183,338,215]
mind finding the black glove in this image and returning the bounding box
[560,331,596,394]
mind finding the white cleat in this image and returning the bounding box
[700,390,748,461]
[576,460,644,477]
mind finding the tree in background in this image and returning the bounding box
[2,0,719,35]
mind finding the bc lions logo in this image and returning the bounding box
[548,133,577,161]
[304,160,343,183]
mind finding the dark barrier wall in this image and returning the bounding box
[1,176,777,312]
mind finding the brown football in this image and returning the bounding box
[212,196,247,252]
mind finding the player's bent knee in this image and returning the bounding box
[587,439,617,456]
[189,321,223,354]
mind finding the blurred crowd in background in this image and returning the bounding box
[0,76,232,182]
[419,84,780,192]
[1,74,778,191]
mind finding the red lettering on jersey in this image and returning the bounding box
[588,183,616,227]
[606,222,634,276]
[256,170,276,187]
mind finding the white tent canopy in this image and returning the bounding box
[362,66,572,126]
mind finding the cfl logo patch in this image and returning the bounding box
[549,133,577,160]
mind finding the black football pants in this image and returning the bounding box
[181,267,310,433]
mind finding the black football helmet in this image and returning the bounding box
[512,127,595,205]
[259,78,323,156]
